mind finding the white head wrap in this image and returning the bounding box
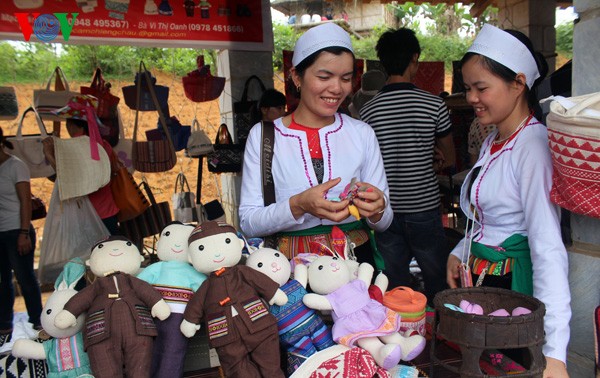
[292,23,354,67]
[467,24,540,88]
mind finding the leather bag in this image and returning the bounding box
[34,67,79,121]
[131,61,177,173]
[233,75,265,146]
[110,165,150,222]
[546,92,600,218]
[0,86,19,120]
[207,124,243,173]
[6,107,55,178]
[120,179,172,242]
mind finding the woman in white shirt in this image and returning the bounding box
[446,25,570,378]
[239,23,392,265]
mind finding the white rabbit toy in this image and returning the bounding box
[12,258,92,378]
[302,256,426,370]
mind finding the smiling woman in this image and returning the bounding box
[238,22,392,268]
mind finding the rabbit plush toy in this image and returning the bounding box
[181,221,288,378]
[54,236,171,378]
[12,258,92,378]
[137,222,207,378]
[302,256,426,370]
[245,245,335,375]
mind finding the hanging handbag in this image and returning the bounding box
[33,67,79,121]
[120,179,172,242]
[207,124,243,173]
[122,69,169,112]
[131,61,177,173]
[233,75,265,146]
[151,116,191,152]
[113,108,135,173]
[172,172,207,224]
[0,86,19,120]
[185,117,214,157]
[6,107,55,178]
[110,164,150,222]
[182,55,226,103]
[80,67,120,118]
[31,194,47,220]
[546,92,600,218]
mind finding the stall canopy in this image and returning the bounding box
[0,0,273,51]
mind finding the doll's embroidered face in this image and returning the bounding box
[188,231,245,274]
[245,248,291,287]
[157,223,194,262]
[307,255,351,295]
[88,238,143,277]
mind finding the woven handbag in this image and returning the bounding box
[207,124,243,173]
[182,56,225,103]
[33,67,79,121]
[546,92,600,218]
[120,179,172,242]
[131,61,177,173]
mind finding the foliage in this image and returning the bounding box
[351,24,388,61]
[385,2,422,30]
[419,33,472,70]
[556,21,573,59]
[272,23,299,71]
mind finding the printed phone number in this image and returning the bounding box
[189,24,244,33]
[74,18,129,28]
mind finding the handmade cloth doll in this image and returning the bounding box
[137,222,207,378]
[303,256,426,370]
[54,236,171,378]
[12,258,92,378]
[245,245,334,375]
[181,221,288,378]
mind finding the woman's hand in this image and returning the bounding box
[446,254,462,288]
[17,233,32,256]
[289,178,350,222]
[543,357,569,378]
[353,181,387,223]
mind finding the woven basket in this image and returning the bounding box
[182,73,225,103]
[432,287,545,378]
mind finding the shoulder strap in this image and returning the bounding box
[261,121,275,206]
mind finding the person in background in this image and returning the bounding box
[0,126,43,335]
[445,24,569,377]
[360,28,455,305]
[348,69,386,120]
[255,88,287,123]
[239,23,392,266]
[467,117,496,167]
[42,95,121,235]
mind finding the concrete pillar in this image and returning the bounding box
[216,50,274,228]
[497,0,557,71]
[567,1,600,376]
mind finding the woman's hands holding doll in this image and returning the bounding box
[289,178,387,224]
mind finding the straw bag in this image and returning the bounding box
[185,118,214,157]
[34,67,79,121]
[131,61,177,173]
[382,286,427,336]
[546,92,600,218]
[6,107,55,178]
[182,56,225,103]
[0,86,18,120]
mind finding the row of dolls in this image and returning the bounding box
[13,220,426,378]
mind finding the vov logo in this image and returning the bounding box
[15,13,78,42]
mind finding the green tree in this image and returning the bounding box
[0,43,18,83]
[556,21,573,58]
[272,23,298,71]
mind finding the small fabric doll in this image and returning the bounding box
[12,258,92,378]
[303,256,426,370]
[181,221,288,378]
[54,236,171,378]
[137,222,207,378]
[245,245,334,375]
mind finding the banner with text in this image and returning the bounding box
[0,0,271,50]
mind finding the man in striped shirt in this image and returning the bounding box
[360,28,455,305]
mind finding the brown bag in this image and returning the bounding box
[132,61,176,173]
[110,166,150,222]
